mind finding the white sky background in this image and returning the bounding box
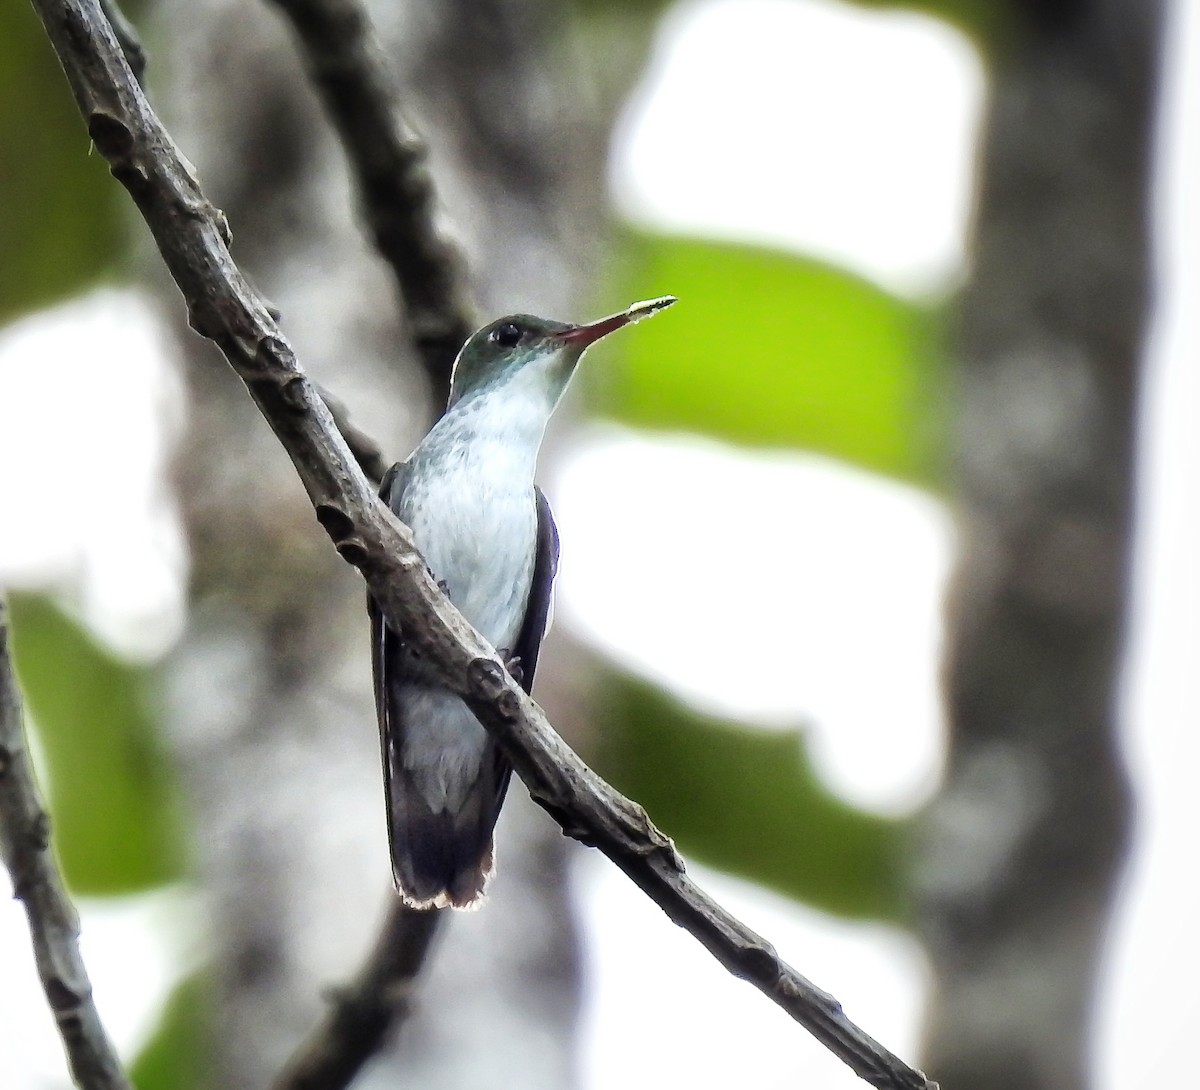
[0,0,1197,1087]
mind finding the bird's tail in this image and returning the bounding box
[370,597,513,908]
[385,746,512,910]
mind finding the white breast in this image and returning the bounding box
[400,414,542,652]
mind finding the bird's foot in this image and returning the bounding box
[498,650,524,686]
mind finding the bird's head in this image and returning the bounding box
[447,297,676,412]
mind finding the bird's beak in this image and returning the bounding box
[552,296,677,348]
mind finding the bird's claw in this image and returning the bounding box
[498,650,524,686]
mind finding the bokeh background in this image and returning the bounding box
[1,0,1195,1088]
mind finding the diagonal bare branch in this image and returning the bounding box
[0,599,135,1090]
[28,3,937,1087]
[266,0,475,398]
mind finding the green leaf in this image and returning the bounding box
[588,232,949,488]
[594,674,905,922]
[130,971,210,1090]
[6,593,187,894]
[0,2,127,326]
[845,0,1010,52]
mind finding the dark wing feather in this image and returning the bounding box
[480,486,560,834]
[514,486,560,694]
[369,461,411,890]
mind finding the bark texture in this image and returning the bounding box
[916,3,1163,1088]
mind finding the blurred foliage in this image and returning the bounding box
[848,0,1007,50]
[576,0,1008,71]
[6,593,187,895]
[578,0,974,20]
[584,229,947,922]
[590,232,948,489]
[0,1,126,326]
[595,674,905,921]
[130,972,210,1090]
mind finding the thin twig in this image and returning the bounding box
[266,0,475,397]
[0,599,135,1090]
[97,0,145,85]
[28,4,936,1087]
[316,385,390,488]
[271,900,444,1090]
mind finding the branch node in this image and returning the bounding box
[466,658,522,720]
[496,688,521,721]
[314,503,355,544]
[536,802,593,845]
[779,973,839,1013]
[336,540,369,567]
[281,374,310,413]
[466,657,506,700]
[0,745,11,777]
[255,334,297,373]
[46,976,85,1012]
[29,810,53,853]
[735,942,783,985]
[86,110,134,163]
[609,796,682,863]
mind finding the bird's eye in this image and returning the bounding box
[488,322,523,349]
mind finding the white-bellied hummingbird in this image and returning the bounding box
[370,295,676,908]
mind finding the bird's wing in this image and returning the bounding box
[513,485,561,695]
[476,485,559,869]
[369,467,559,906]
[369,461,412,883]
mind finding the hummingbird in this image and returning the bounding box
[370,295,676,909]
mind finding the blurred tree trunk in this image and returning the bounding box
[917,3,1162,1088]
[152,0,607,1085]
